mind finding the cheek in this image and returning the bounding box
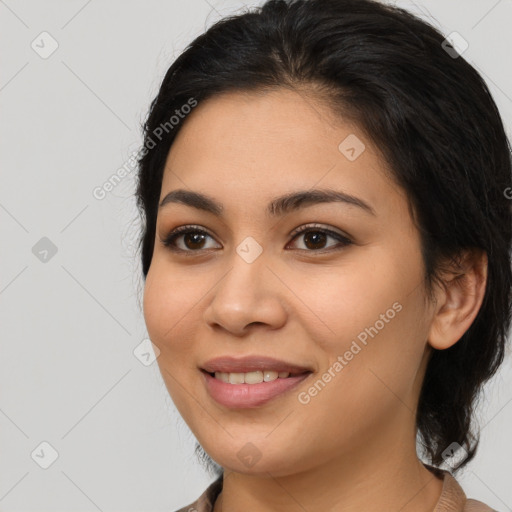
[143,262,198,345]
[295,299,426,451]
[142,272,194,393]
[143,265,201,413]
[295,258,399,350]
[143,268,171,343]
[300,250,427,397]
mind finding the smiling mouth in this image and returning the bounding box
[201,369,313,408]
[202,369,312,385]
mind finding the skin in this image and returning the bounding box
[143,88,488,512]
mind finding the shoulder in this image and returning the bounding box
[176,468,498,512]
[445,472,497,511]
[463,498,496,511]
[173,475,223,512]
[423,464,497,512]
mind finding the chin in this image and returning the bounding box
[202,439,308,477]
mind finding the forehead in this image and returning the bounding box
[160,88,406,220]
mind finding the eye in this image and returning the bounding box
[287,223,352,252]
[160,225,219,253]
[160,223,353,254]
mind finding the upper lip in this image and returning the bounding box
[201,356,313,375]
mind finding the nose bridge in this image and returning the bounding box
[217,237,269,308]
[203,237,287,333]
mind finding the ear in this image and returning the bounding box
[427,249,488,350]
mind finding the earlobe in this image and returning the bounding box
[427,249,488,351]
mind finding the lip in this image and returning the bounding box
[201,370,312,408]
[200,355,313,374]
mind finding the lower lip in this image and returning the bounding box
[201,371,311,408]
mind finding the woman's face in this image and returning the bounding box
[143,88,437,476]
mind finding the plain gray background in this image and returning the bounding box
[1,0,511,510]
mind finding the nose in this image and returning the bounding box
[202,250,288,336]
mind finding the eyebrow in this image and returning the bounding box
[158,188,376,217]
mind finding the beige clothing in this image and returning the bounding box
[174,464,496,512]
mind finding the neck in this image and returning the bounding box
[213,422,443,512]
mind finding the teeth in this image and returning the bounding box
[214,370,292,384]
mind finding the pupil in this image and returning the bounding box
[305,231,326,249]
[186,233,206,249]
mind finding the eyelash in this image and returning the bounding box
[160,223,353,255]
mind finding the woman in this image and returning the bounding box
[136,0,511,510]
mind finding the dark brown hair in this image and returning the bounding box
[136,0,512,475]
